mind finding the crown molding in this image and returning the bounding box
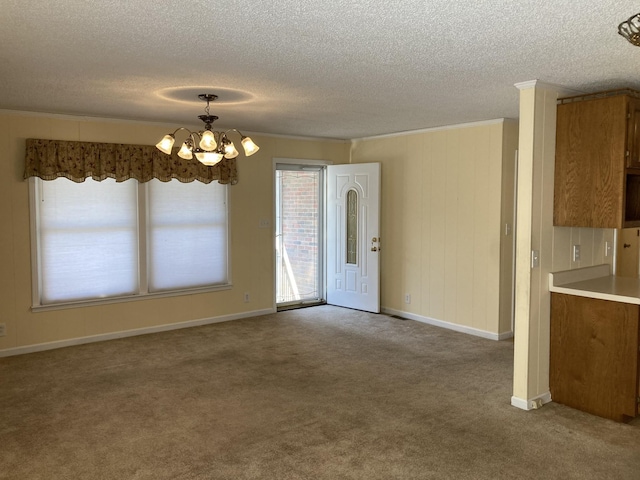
[0,109,349,143]
[352,118,508,142]
[514,80,584,97]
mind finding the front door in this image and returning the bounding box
[326,163,381,313]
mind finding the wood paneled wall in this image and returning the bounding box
[351,120,517,337]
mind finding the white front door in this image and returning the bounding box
[326,163,380,313]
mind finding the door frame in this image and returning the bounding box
[272,158,333,311]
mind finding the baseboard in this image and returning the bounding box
[511,391,552,411]
[382,307,512,341]
[0,308,275,358]
[498,330,515,340]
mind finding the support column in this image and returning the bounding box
[511,80,562,410]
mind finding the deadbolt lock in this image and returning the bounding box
[371,236,380,252]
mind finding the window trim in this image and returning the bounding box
[28,177,232,312]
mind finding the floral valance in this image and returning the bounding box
[24,139,238,185]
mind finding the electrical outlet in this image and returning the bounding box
[243,292,250,303]
[404,294,411,304]
[0,323,5,337]
[573,244,581,262]
[258,218,271,228]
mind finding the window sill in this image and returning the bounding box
[31,284,233,312]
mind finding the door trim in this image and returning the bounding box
[272,158,332,311]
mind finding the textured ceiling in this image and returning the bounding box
[1,0,639,140]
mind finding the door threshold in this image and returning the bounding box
[277,301,326,312]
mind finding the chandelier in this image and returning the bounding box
[619,13,640,46]
[155,94,259,166]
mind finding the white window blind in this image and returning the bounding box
[37,178,139,303]
[147,179,228,291]
[33,177,229,306]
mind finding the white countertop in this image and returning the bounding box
[549,265,640,305]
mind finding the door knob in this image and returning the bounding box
[624,243,632,248]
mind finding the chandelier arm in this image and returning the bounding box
[174,127,202,147]
[224,128,245,138]
[188,131,200,146]
[179,130,203,153]
[170,126,196,137]
[218,132,229,152]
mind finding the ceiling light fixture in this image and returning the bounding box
[156,94,259,166]
[619,13,640,46]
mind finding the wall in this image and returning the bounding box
[0,111,349,355]
[350,120,518,339]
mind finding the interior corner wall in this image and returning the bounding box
[0,112,350,355]
[350,120,518,339]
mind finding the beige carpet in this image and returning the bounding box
[1,305,639,479]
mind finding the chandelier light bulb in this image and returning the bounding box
[177,142,193,160]
[199,130,217,151]
[224,141,239,159]
[156,134,175,155]
[241,136,260,156]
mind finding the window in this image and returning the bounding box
[346,189,358,265]
[146,180,228,291]
[31,177,229,307]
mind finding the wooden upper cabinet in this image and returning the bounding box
[554,91,640,228]
[628,98,640,169]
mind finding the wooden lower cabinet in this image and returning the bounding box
[550,293,640,422]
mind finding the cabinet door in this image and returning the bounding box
[554,96,627,228]
[628,98,640,169]
[550,293,639,422]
